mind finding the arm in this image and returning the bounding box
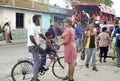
[30,35,37,46]
[60,34,70,46]
[39,33,46,40]
[30,35,39,53]
[4,26,6,31]
[107,35,111,48]
[96,33,99,50]
[83,32,88,48]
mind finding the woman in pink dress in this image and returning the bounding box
[60,17,77,81]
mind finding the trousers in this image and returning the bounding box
[28,46,46,78]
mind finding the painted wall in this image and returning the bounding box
[41,13,52,34]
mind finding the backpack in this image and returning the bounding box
[116,29,120,48]
[116,35,120,48]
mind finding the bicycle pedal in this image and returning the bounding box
[44,68,49,71]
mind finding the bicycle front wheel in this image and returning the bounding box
[52,56,68,79]
[11,61,33,81]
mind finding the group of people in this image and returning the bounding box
[27,15,77,81]
[27,14,120,81]
[72,9,114,29]
[0,22,12,43]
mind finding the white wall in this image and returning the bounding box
[0,7,4,26]
[1,7,41,29]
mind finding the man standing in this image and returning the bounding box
[27,15,46,81]
[83,23,98,71]
[75,22,83,52]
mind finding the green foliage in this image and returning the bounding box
[70,0,113,7]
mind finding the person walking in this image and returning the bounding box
[98,27,111,63]
[111,24,119,56]
[83,23,98,71]
[75,22,83,52]
[4,22,12,43]
[47,23,57,42]
[60,17,77,81]
[27,15,47,81]
[112,26,120,67]
[115,29,120,67]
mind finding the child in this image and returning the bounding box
[45,31,57,61]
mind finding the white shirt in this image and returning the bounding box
[27,24,41,47]
[4,25,11,33]
[100,24,109,32]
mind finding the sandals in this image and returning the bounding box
[68,79,74,81]
[30,77,40,81]
[62,76,69,80]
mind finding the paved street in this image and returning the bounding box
[0,40,120,81]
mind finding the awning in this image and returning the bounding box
[54,15,66,22]
[72,2,100,6]
[100,4,115,15]
[72,2,115,15]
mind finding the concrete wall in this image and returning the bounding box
[0,7,5,26]
[0,7,41,29]
[11,29,27,39]
[0,7,42,39]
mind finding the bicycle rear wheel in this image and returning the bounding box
[11,61,33,81]
[52,57,68,79]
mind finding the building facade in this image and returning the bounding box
[0,0,71,39]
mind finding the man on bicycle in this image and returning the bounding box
[27,15,46,81]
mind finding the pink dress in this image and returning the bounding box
[62,28,77,63]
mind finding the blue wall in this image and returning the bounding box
[41,13,52,34]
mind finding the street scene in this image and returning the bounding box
[0,40,120,81]
[0,0,120,81]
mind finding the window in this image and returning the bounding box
[16,13,24,28]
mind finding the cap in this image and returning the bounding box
[63,17,72,24]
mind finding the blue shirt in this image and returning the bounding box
[48,27,55,39]
[112,26,120,37]
[75,26,83,39]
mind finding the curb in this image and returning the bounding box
[0,39,27,46]
[0,42,27,46]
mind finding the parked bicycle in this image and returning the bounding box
[11,49,67,81]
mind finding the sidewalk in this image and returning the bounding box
[0,39,27,46]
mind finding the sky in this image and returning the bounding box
[112,0,120,17]
[49,0,120,17]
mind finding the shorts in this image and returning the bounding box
[45,48,56,55]
[112,42,116,51]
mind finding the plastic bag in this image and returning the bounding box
[74,58,78,67]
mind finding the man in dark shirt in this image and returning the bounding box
[48,24,57,41]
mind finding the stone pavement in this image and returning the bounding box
[1,54,120,81]
[0,38,120,81]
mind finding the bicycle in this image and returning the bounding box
[11,49,67,81]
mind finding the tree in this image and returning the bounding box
[69,0,113,7]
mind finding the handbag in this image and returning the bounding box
[81,50,85,60]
